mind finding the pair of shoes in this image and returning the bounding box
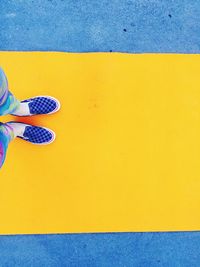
[7,96,60,145]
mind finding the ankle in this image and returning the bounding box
[6,122,26,138]
[12,102,30,116]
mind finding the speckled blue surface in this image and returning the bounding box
[1,0,200,266]
[0,0,200,53]
[0,232,200,267]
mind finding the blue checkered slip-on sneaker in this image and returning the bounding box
[7,122,56,145]
[12,96,60,116]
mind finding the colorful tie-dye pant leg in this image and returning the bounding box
[0,68,20,168]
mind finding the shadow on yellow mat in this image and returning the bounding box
[0,52,200,234]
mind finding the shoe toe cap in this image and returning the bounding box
[29,97,58,115]
[24,126,54,144]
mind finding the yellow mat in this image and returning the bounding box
[0,52,200,234]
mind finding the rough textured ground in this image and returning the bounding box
[0,0,200,53]
[0,0,200,266]
[0,232,200,267]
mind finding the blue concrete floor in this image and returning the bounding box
[0,232,200,267]
[0,0,200,53]
[0,0,200,266]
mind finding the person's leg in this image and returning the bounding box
[0,67,60,116]
[0,123,15,168]
[0,121,56,169]
[0,67,20,116]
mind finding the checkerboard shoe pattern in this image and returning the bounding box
[12,96,60,116]
[22,96,60,115]
[8,122,55,145]
[21,125,55,144]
